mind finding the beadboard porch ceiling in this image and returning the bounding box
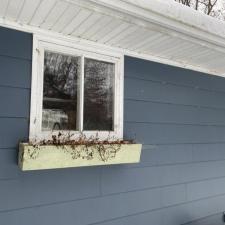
[1,0,225,76]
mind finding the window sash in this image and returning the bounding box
[29,37,123,141]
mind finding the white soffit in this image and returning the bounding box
[1,0,225,76]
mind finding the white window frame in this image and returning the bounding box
[29,35,124,142]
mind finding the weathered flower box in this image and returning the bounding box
[18,143,142,171]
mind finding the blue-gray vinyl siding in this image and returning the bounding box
[0,26,225,225]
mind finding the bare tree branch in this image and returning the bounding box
[174,0,222,18]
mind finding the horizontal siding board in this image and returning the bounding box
[184,213,223,225]
[161,184,186,207]
[125,56,225,93]
[95,196,225,225]
[0,167,101,212]
[192,143,225,162]
[161,195,225,225]
[0,118,28,148]
[124,122,225,144]
[0,149,21,179]
[185,195,225,225]
[187,177,225,201]
[0,188,162,225]
[125,99,225,126]
[125,77,225,110]
[0,86,30,117]
[93,210,162,225]
[0,55,31,88]
[101,161,225,195]
[0,27,32,60]
[1,192,225,225]
[138,144,192,167]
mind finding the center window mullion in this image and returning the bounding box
[77,55,85,132]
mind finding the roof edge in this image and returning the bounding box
[84,0,225,49]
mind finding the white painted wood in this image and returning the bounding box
[0,0,9,18]
[206,54,225,65]
[5,0,24,21]
[19,143,142,170]
[29,0,57,26]
[40,1,69,29]
[77,55,84,131]
[142,36,176,54]
[62,8,92,35]
[98,22,130,44]
[131,33,164,51]
[72,12,102,37]
[29,35,41,140]
[116,28,149,48]
[90,19,122,42]
[51,5,80,32]
[160,41,194,57]
[17,0,42,23]
[187,49,213,61]
[81,15,113,39]
[107,25,138,45]
[197,52,225,65]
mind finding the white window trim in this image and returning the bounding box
[29,34,124,142]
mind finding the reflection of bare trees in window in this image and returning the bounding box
[42,51,80,131]
[84,58,114,131]
[42,52,115,132]
[44,51,80,100]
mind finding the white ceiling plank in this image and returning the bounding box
[207,57,225,69]
[193,52,220,64]
[107,25,138,45]
[177,45,207,60]
[29,0,57,26]
[41,1,69,30]
[158,39,189,56]
[98,22,130,44]
[90,19,125,42]
[205,55,225,67]
[131,33,164,51]
[161,41,193,56]
[5,0,25,21]
[115,28,149,48]
[0,0,9,18]
[62,8,92,35]
[186,49,213,61]
[139,35,172,52]
[197,52,224,65]
[72,12,102,37]
[51,5,80,32]
[81,15,113,39]
[126,30,159,49]
[17,0,42,23]
[143,37,177,54]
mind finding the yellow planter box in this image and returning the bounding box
[18,143,142,171]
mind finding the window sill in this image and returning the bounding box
[18,143,142,171]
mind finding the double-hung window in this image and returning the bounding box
[29,36,123,141]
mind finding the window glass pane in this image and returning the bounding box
[42,51,80,131]
[84,58,114,131]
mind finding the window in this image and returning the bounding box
[29,36,123,141]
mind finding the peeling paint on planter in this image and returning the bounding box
[18,143,142,171]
